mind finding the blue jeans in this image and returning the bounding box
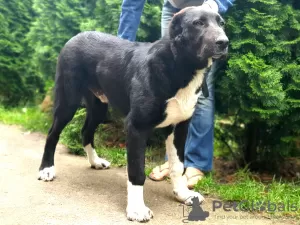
[118,0,215,172]
[117,0,146,41]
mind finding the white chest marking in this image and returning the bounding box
[156,59,212,128]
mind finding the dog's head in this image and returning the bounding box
[169,6,228,62]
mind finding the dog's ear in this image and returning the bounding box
[169,7,195,41]
[169,12,184,40]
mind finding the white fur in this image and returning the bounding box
[38,166,55,181]
[84,144,110,169]
[156,59,212,128]
[166,133,205,205]
[126,181,153,222]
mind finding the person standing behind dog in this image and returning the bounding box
[117,0,235,189]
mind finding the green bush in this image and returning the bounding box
[0,0,45,106]
[60,108,86,155]
[215,0,300,168]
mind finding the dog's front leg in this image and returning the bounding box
[125,122,153,222]
[167,122,205,205]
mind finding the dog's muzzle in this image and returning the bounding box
[213,35,229,59]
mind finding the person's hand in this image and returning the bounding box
[202,0,219,13]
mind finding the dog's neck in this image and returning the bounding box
[169,40,209,70]
[151,36,211,70]
[148,38,211,96]
[168,39,211,88]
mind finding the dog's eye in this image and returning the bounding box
[193,20,204,26]
[220,21,225,26]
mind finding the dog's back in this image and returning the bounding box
[54,31,155,114]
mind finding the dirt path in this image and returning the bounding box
[0,124,297,225]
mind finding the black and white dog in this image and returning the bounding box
[38,6,228,222]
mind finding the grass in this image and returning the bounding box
[195,170,300,218]
[0,106,52,133]
[0,106,299,219]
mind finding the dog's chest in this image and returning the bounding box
[156,62,211,128]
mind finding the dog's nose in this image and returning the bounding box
[216,37,229,49]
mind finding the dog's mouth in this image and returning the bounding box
[212,46,228,59]
[212,54,222,59]
[212,51,228,59]
[212,54,224,59]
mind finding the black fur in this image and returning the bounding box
[38,7,228,189]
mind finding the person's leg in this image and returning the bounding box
[184,61,220,188]
[148,0,180,181]
[117,0,146,41]
[161,0,180,38]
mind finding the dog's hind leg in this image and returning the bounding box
[38,103,78,181]
[167,120,205,205]
[38,66,83,181]
[82,93,110,169]
[125,119,153,222]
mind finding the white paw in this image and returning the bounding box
[173,189,205,206]
[84,144,111,169]
[90,157,110,170]
[126,205,153,222]
[38,166,55,181]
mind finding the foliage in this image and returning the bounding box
[27,0,97,79]
[60,108,86,154]
[215,0,300,167]
[0,0,44,106]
